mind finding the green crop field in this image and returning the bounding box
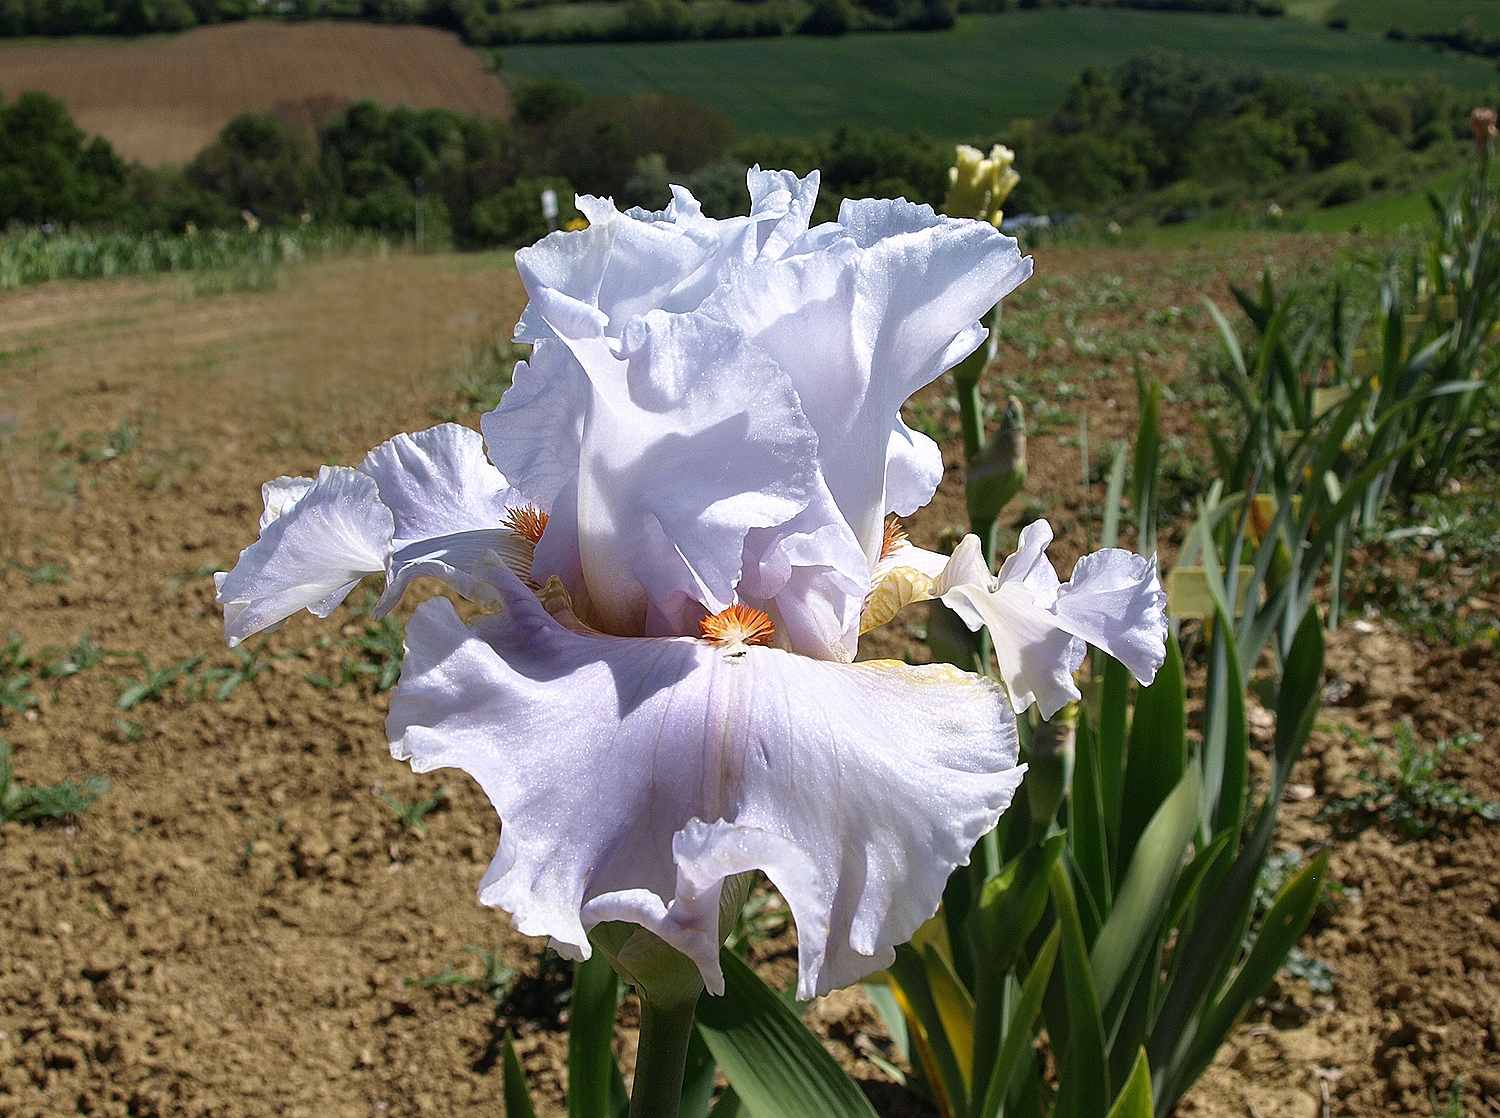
[1316,0,1500,36]
[502,9,1500,139]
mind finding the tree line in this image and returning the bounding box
[1,53,1489,245]
[0,0,1280,43]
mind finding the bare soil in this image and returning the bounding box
[0,240,1496,1118]
[0,22,512,165]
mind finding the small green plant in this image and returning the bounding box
[200,638,299,701]
[11,560,70,584]
[114,718,144,743]
[305,591,405,692]
[0,738,109,824]
[1430,1076,1466,1118]
[431,334,522,420]
[409,948,517,1003]
[113,652,206,710]
[77,420,141,464]
[41,633,105,679]
[1320,723,1499,838]
[380,785,448,833]
[725,877,791,956]
[164,562,226,592]
[0,632,38,719]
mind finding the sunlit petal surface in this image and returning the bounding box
[388,565,1022,998]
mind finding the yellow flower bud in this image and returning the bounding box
[943,143,1020,228]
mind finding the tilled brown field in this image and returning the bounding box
[0,242,1496,1118]
[0,22,511,165]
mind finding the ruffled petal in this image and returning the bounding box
[933,530,1167,717]
[483,338,589,510]
[259,476,314,530]
[216,466,393,646]
[1055,550,1168,685]
[533,292,818,636]
[358,423,516,545]
[739,491,869,661]
[377,528,537,619]
[941,577,1085,720]
[387,566,1022,998]
[706,209,1029,565]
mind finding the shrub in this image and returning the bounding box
[187,112,323,225]
[470,175,578,245]
[0,91,132,226]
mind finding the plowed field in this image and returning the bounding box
[0,240,1497,1117]
[0,22,511,165]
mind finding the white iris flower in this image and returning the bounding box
[216,169,1166,1000]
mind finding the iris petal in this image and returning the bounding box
[388,563,1023,998]
[216,466,392,646]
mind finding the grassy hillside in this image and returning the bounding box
[502,9,1500,139]
[1319,0,1500,36]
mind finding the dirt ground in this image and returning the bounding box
[0,22,511,164]
[0,240,1496,1118]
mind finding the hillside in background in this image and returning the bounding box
[502,8,1499,139]
[0,22,510,164]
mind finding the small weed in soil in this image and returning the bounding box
[380,784,448,833]
[42,633,106,679]
[0,738,109,824]
[1254,848,1341,993]
[410,947,516,1004]
[112,652,206,710]
[1320,723,1500,839]
[76,419,141,464]
[1430,1076,1466,1118]
[11,560,70,584]
[164,562,225,592]
[0,631,39,718]
[1348,485,1500,648]
[430,334,522,420]
[306,591,405,692]
[200,637,303,701]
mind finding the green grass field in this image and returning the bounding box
[1320,0,1500,36]
[502,9,1500,139]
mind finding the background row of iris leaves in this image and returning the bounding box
[494,130,1500,1118]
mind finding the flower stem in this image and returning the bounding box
[629,988,700,1118]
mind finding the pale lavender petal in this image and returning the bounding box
[358,423,515,544]
[216,466,392,646]
[536,295,817,636]
[996,519,1061,608]
[482,338,589,509]
[387,566,1022,998]
[1055,550,1168,685]
[513,219,615,344]
[940,579,1085,719]
[883,422,945,518]
[259,476,314,530]
[377,528,536,619]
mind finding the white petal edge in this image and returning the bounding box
[216,466,393,647]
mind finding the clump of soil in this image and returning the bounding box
[1,241,1496,1118]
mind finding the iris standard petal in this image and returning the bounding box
[387,565,1023,999]
[536,295,818,636]
[216,466,393,646]
[483,339,590,510]
[258,475,314,530]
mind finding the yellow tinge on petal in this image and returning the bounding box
[861,565,936,634]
